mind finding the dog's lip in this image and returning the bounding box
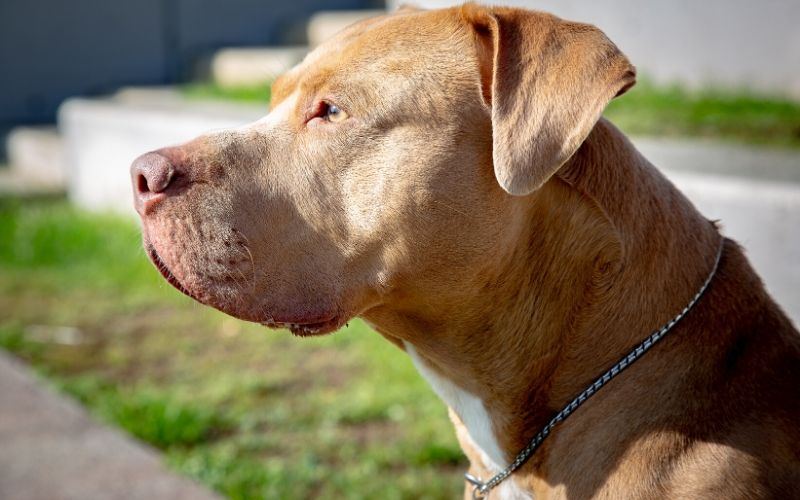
[260,314,344,337]
[144,241,348,335]
[146,244,195,299]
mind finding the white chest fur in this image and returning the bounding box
[404,343,506,468]
[404,343,533,499]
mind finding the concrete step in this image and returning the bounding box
[194,9,385,89]
[6,126,67,190]
[207,46,308,88]
[58,87,263,213]
[0,167,65,197]
[307,10,386,47]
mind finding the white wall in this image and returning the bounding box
[388,0,800,99]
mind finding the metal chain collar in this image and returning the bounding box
[465,240,725,499]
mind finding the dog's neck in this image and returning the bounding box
[362,119,720,475]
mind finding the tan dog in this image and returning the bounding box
[130,4,800,498]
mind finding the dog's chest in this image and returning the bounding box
[404,342,533,499]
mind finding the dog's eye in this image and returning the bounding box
[325,103,349,123]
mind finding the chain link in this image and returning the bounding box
[465,240,725,498]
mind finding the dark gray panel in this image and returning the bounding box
[0,0,166,125]
[0,0,379,127]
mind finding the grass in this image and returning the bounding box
[182,83,271,106]
[0,197,465,499]
[604,80,800,148]
[182,79,800,148]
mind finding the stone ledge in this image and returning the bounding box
[307,10,386,47]
[6,126,66,189]
[209,46,308,87]
[59,88,263,213]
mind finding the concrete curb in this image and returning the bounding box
[0,350,222,500]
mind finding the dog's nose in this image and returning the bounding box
[131,152,175,215]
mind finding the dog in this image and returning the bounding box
[130,4,800,498]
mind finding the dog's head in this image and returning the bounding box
[131,5,634,335]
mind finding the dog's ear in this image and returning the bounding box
[462,6,636,195]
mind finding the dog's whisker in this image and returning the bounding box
[242,245,257,292]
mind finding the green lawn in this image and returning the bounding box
[604,81,800,148]
[182,83,271,106]
[0,197,465,499]
[182,79,800,148]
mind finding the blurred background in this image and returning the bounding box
[0,1,798,499]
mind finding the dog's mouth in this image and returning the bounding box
[146,244,196,299]
[145,243,346,336]
[259,316,344,337]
